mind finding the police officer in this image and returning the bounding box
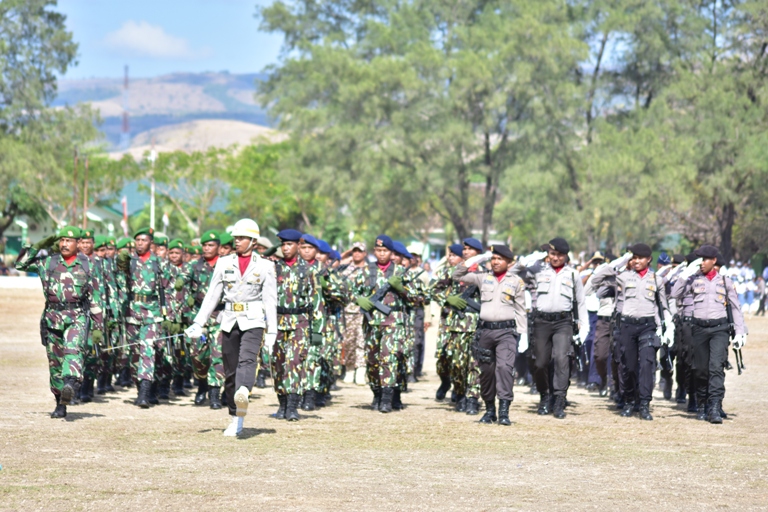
[590,243,674,421]
[186,219,277,437]
[453,245,527,426]
[670,245,746,424]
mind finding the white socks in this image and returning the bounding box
[223,415,243,437]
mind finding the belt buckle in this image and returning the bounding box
[233,303,244,312]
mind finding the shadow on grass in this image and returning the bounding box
[63,412,106,422]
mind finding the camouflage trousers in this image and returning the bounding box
[444,330,475,396]
[342,311,365,370]
[189,323,224,387]
[435,326,452,380]
[82,331,100,380]
[44,323,85,396]
[272,326,309,395]
[98,324,121,376]
[126,321,159,383]
[173,336,192,378]
[153,326,174,382]
[365,322,402,390]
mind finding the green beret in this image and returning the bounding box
[80,228,95,240]
[219,232,233,246]
[94,236,107,249]
[56,225,81,239]
[154,234,168,246]
[201,230,220,243]
[168,239,184,250]
[107,236,117,247]
[134,227,154,239]
[116,237,133,250]
[191,246,202,255]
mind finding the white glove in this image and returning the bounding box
[732,334,746,349]
[655,326,664,341]
[517,333,529,353]
[522,250,547,267]
[668,262,688,281]
[681,258,702,279]
[465,251,492,268]
[264,332,277,351]
[656,264,672,278]
[578,324,589,344]
[611,252,632,270]
[572,334,583,346]
[662,328,674,346]
[184,323,203,339]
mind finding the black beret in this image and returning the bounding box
[695,244,719,259]
[716,253,726,267]
[462,238,483,252]
[492,244,515,260]
[545,237,570,254]
[672,253,685,264]
[685,251,697,264]
[448,243,464,257]
[628,243,652,258]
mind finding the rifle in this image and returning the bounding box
[456,285,481,318]
[362,283,393,322]
[723,275,745,374]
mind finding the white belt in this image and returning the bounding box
[225,301,262,312]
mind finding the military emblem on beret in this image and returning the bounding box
[67,230,73,237]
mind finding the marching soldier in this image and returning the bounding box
[167,238,190,396]
[339,242,369,385]
[93,236,121,395]
[297,233,326,411]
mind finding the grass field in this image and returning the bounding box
[1,289,767,511]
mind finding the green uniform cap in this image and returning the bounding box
[116,237,133,250]
[201,230,221,243]
[134,227,154,239]
[107,236,117,247]
[154,234,168,246]
[56,225,81,239]
[168,238,184,250]
[93,235,107,249]
[219,232,233,246]
[191,246,202,255]
[80,228,95,240]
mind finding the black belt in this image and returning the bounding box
[478,320,516,330]
[619,315,655,325]
[45,301,85,311]
[277,306,310,315]
[597,315,612,322]
[690,317,728,328]
[536,311,572,322]
[681,316,693,323]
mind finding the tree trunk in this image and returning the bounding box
[719,202,735,261]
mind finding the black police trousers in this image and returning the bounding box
[690,323,730,403]
[532,317,572,397]
[222,325,263,417]
[593,318,612,387]
[476,327,518,402]
[617,320,658,403]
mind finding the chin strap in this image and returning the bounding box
[237,238,256,256]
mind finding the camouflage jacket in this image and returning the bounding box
[429,264,480,332]
[339,263,366,314]
[275,258,323,334]
[89,254,120,325]
[314,261,348,334]
[184,257,220,327]
[350,261,418,327]
[121,253,172,325]
[167,261,190,324]
[15,248,104,331]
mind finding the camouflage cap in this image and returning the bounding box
[80,228,95,240]
[201,230,220,243]
[93,235,108,249]
[351,241,367,252]
[168,238,185,250]
[133,227,154,239]
[56,225,81,239]
[154,234,169,246]
[219,232,234,247]
[116,237,133,250]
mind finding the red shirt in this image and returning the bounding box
[378,261,392,273]
[63,254,77,266]
[139,251,151,263]
[205,256,219,268]
[494,271,506,282]
[284,257,297,267]
[705,269,718,281]
[553,265,564,274]
[638,268,649,278]
[238,254,251,275]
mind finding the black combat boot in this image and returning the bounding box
[80,377,93,403]
[302,390,316,411]
[435,375,451,400]
[696,402,707,421]
[105,373,116,392]
[675,386,686,404]
[455,395,467,413]
[465,397,480,415]
[392,388,403,410]
[183,369,193,389]
[315,392,327,408]
[255,369,267,389]
[620,400,634,417]
[639,400,653,420]
[537,392,552,415]
[209,386,222,409]
[158,378,171,400]
[379,387,394,413]
[51,397,67,418]
[286,393,300,421]
[118,367,132,387]
[371,389,382,410]
[661,373,672,400]
[479,400,497,424]
[148,381,160,405]
[708,400,723,424]
[553,395,566,419]
[274,394,287,420]
[221,389,228,407]
[194,381,209,406]
[135,380,151,408]
[60,377,77,406]
[172,375,187,396]
[498,399,512,426]
[687,393,697,413]
[96,373,108,395]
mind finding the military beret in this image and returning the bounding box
[492,244,515,260]
[256,236,273,249]
[604,251,617,261]
[80,228,94,240]
[463,238,483,252]
[219,232,234,247]
[134,227,154,239]
[154,234,168,246]
[93,235,107,249]
[672,253,685,264]
[716,253,726,268]
[628,243,652,258]
[393,241,412,259]
[277,229,302,242]
[262,246,279,257]
[200,230,220,244]
[657,251,671,265]
[300,234,320,249]
[116,237,132,250]
[449,243,464,257]
[695,245,719,259]
[107,236,117,247]
[317,239,332,254]
[685,251,697,264]
[190,245,202,255]
[329,250,341,261]
[545,237,570,255]
[56,225,81,239]
[168,239,184,250]
[591,251,605,261]
[375,235,394,251]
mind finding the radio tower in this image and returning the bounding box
[120,65,130,149]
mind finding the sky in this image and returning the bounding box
[57,0,283,79]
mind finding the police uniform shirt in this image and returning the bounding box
[591,265,670,324]
[452,264,527,333]
[584,273,615,317]
[670,271,746,335]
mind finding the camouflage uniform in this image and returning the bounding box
[429,266,454,385]
[318,266,347,395]
[15,248,103,398]
[340,264,366,371]
[167,261,192,380]
[82,254,108,382]
[185,257,224,387]
[96,254,121,378]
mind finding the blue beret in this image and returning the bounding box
[657,251,671,265]
[449,243,464,257]
[375,235,394,251]
[329,250,341,261]
[300,234,320,249]
[463,238,483,252]
[393,241,413,259]
[277,229,302,242]
[317,239,332,254]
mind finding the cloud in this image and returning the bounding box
[104,20,211,59]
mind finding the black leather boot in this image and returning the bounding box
[96,373,108,395]
[553,395,566,419]
[696,402,707,420]
[537,392,552,415]
[51,396,67,418]
[117,367,132,387]
[379,387,394,413]
[392,388,403,410]
[479,400,497,424]
[371,389,382,410]
[639,400,653,420]
[209,386,222,409]
[183,369,193,389]
[620,400,634,417]
[135,380,151,408]
[255,369,267,389]
[105,373,116,392]
[465,397,480,415]
[148,381,159,405]
[80,377,93,403]
[708,400,723,424]
[302,390,316,411]
[274,394,287,420]
[315,392,327,408]
[194,381,208,406]
[687,393,698,413]
[435,375,451,400]
[172,375,187,396]
[455,395,467,413]
[675,386,686,404]
[661,373,672,400]
[158,378,171,400]
[498,399,512,426]
[60,377,77,406]
[286,393,300,421]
